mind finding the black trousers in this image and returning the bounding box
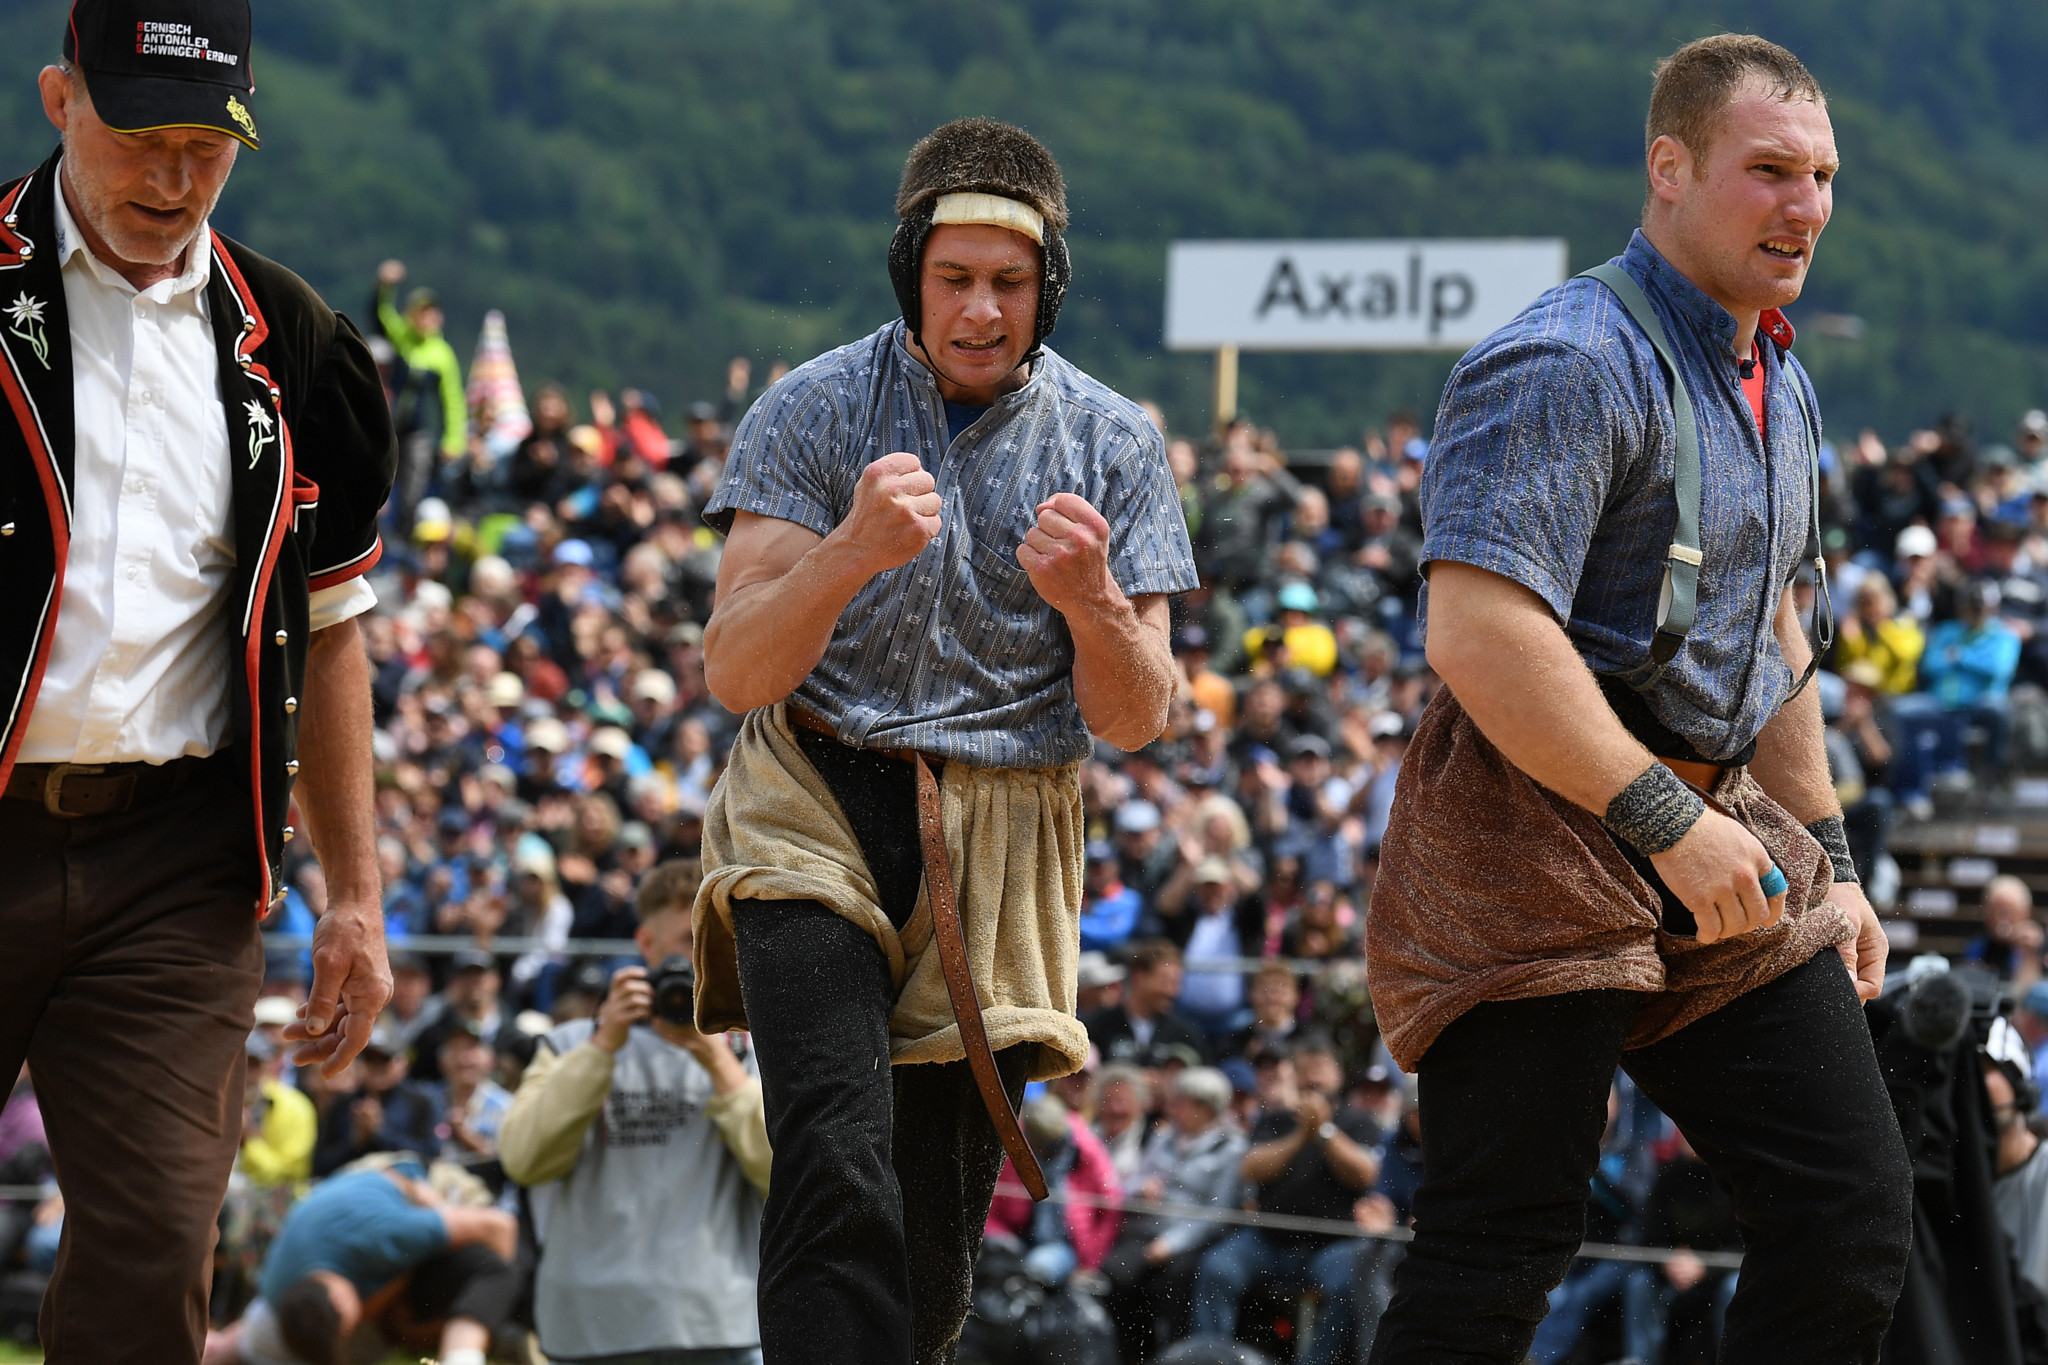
[0,760,264,1364]
[736,902,1027,1365]
[397,1242,525,1337]
[735,727,1027,1365]
[1100,1235,1203,1363]
[1367,950,1913,1365]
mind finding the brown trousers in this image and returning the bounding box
[0,761,264,1363]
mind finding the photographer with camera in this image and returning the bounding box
[501,860,771,1364]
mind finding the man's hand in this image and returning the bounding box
[592,966,653,1054]
[1353,1194,1398,1235]
[652,1015,750,1096]
[1832,883,1889,1001]
[284,897,392,1077]
[1295,1088,1334,1135]
[376,259,405,287]
[1017,493,1118,617]
[1647,807,1785,944]
[835,453,942,578]
[1665,1248,1707,1292]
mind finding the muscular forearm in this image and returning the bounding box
[1242,1130,1308,1186]
[297,618,379,900]
[1323,1133,1379,1192]
[1748,588,1840,824]
[703,517,875,713]
[1424,562,1654,815]
[1068,593,1175,751]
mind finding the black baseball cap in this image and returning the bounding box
[64,0,261,150]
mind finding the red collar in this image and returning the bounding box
[1759,308,1795,350]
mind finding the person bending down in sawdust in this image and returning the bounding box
[693,116,1199,1365]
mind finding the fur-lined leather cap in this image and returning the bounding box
[895,117,1069,234]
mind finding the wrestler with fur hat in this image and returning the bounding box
[696,118,1197,1363]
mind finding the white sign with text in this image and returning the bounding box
[1165,238,1570,351]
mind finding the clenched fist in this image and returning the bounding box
[1017,492,1117,616]
[840,452,942,577]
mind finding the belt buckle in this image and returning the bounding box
[43,763,107,818]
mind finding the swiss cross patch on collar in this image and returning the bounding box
[1760,308,1796,350]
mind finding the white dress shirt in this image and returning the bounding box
[18,170,374,765]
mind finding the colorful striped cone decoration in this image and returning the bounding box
[467,308,532,460]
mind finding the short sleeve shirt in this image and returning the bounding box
[704,322,1199,768]
[258,1168,450,1301]
[1418,231,1819,762]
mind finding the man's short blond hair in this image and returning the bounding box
[635,858,702,923]
[1647,34,1825,171]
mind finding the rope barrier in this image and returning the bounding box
[992,1183,1745,1270]
[261,933,637,956]
[259,936,1353,978]
[0,1186,1741,1270]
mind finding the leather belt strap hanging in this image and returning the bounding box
[788,707,1049,1200]
[910,750,1050,1200]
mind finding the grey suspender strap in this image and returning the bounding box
[1579,264,1700,689]
[1782,374,1834,703]
[1577,263,1831,699]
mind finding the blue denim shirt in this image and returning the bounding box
[705,321,1198,768]
[1420,231,1819,762]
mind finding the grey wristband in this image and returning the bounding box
[1603,763,1706,857]
[1805,815,1859,885]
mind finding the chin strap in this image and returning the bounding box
[912,330,967,394]
[911,328,1031,398]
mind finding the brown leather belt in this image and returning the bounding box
[788,707,1050,1201]
[4,750,225,818]
[1661,756,1724,792]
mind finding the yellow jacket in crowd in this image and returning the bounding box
[1244,620,1339,678]
[239,1080,317,1187]
[1836,613,1925,695]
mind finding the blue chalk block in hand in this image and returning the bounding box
[1760,866,1789,899]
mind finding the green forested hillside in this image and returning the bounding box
[3,0,2046,445]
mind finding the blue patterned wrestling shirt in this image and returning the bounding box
[703,321,1199,768]
[1419,231,1821,763]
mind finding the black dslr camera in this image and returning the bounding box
[648,954,697,1027]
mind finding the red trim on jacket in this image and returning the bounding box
[309,537,384,593]
[0,334,68,790]
[214,232,295,911]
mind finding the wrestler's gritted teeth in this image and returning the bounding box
[1757,231,1809,273]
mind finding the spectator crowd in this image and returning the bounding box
[10,268,2048,1363]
